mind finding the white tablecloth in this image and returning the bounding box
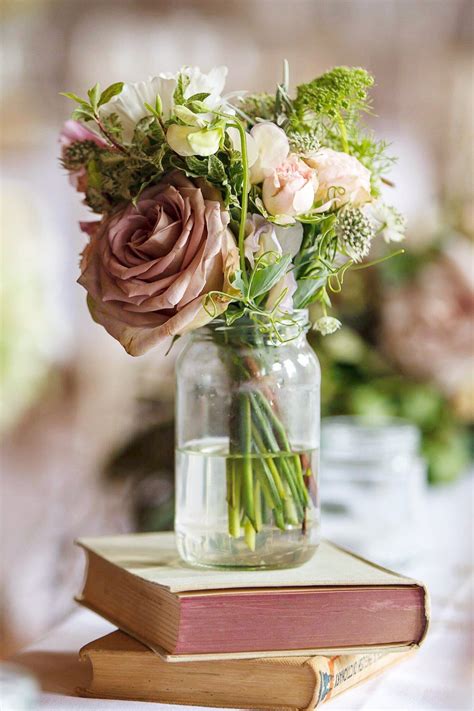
[11,476,474,711]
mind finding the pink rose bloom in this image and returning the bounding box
[262,155,318,218]
[59,120,107,192]
[305,148,372,207]
[78,172,239,355]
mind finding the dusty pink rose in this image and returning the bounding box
[305,148,371,207]
[262,154,318,218]
[60,120,107,192]
[78,172,239,355]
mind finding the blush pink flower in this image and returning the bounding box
[78,172,239,355]
[305,148,372,207]
[59,120,107,192]
[59,120,106,149]
[262,155,318,219]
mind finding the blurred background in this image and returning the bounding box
[1,0,473,656]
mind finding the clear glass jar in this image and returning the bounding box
[175,312,321,569]
[320,416,426,567]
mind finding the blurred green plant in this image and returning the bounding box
[310,231,473,483]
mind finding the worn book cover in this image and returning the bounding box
[79,629,416,710]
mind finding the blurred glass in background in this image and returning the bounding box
[320,417,426,567]
[1,0,472,655]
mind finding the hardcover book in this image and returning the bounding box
[79,630,415,710]
[76,532,429,660]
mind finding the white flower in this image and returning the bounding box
[267,271,298,312]
[227,127,259,168]
[166,125,223,157]
[365,201,406,243]
[274,222,304,258]
[226,122,290,185]
[249,123,290,184]
[314,316,342,335]
[183,65,228,111]
[305,148,372,207]
[100,66,229,143]
[244,215,303,267]
[100,76,175,142]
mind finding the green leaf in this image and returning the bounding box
[173,72,190,105]
[87,83,101,111]
[71,107,95,122]
[248,255,292,300]
[87,158,102,189]
[154,94,163,116]
[102,112,123,139]
[174,105,205,127]
[187,100,212,113]
[98,82,124,107]
[293,274,328,309]
[186,92,210,103]
[184,155,209,177]
[207,154,227,183]
[230,270,246,298]
[60,91,90,107]
[225,306,247,325]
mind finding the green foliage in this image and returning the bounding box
[61,81,124,118]
[61,140,100,170]
[349,135,395,190]
[173,72,191,105]
[294,66,373,123]
[282,66,393,189]
[292,215,338,308]
[102,112,123,140]
[314,327,471,484]
[235,93,275,124]
[248,254,292,300]
[98,82,124,106]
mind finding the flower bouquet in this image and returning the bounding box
[61,63,405,568]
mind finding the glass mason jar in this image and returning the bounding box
[175,311,321,569]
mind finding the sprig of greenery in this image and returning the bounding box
[61,82,124,123]
[293,66,373,151]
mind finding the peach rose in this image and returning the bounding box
[78,172,239,355]
[262,154,318,218]
[305,147,372,207]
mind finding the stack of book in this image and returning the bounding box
[76,532,429,709]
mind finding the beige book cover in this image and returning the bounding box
[79,630,416,710]
[77,532,420,592]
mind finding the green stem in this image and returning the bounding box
[254,479,262,532]
[230,119,250,287]
[228,460,241,538]
[351,249,405,270]
[94,114,129,154]
[251,423,286,501]
[337,112,349,153]
[244,519,256,551]
[250,394,306,514]
[254,459,281,510]
[239,394,255,526]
